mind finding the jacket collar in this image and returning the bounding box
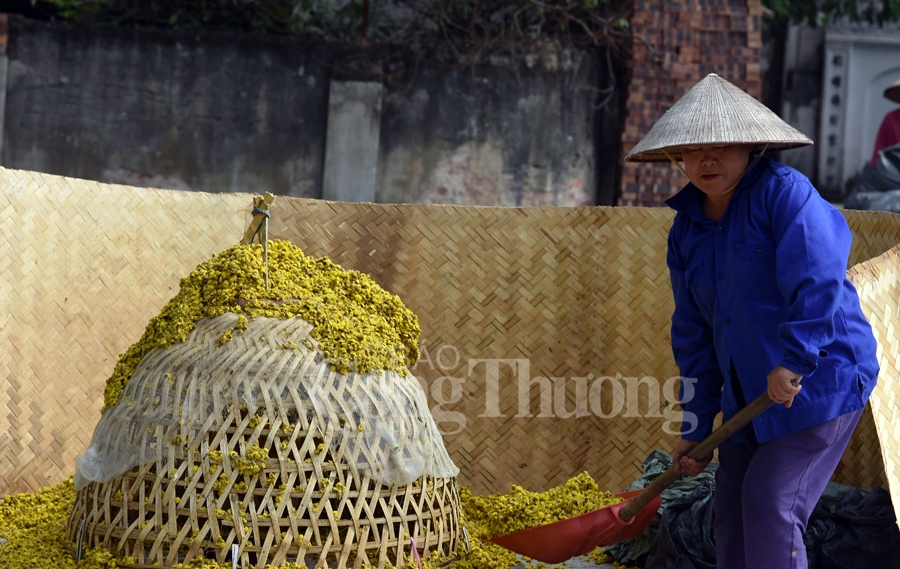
[664,156,767,222]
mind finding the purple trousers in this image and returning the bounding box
[713,409,862,569]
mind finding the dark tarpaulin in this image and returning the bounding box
[844,144,900,212]
[644,481,716,569]
[803,486,900,569]
[605,450,718,566]
[611,452,900,569]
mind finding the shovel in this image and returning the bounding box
[489,388,783,563]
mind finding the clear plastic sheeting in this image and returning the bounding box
[74,313,459,490]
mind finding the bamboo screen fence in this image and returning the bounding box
[2,167,900,519]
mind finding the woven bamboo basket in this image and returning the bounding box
[63,233,460,567]
[4,168,900,531]
[67,406,459,569]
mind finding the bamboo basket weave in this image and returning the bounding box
[67,407,459,569]
[3,168,900,526]
[846,243,900,521]
[62,251,459,566]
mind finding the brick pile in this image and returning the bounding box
[620,0,763,206]
[0,14,7,55]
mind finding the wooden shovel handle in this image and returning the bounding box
[617,390,775,522]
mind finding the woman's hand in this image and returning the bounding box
[767,366,803,408]
[672,438,712,477]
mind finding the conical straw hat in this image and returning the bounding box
[885,77,900,104]
[625,73,813,162]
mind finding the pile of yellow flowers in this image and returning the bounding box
[0,473,631,569]
[103,240,421,409]
[462,471,623,538]
[0,479,122,569]
[447,472,625,569]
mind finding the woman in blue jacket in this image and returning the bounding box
[626,74,879,568]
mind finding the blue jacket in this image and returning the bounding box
[666,157,879,443]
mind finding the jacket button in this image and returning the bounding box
[755,249,762,255]
[718,272,724,279]
[724,317,731,324]
[717,227,724,233]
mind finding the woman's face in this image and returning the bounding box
[681,144,753,200]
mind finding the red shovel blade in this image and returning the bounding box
[487,489,661,564]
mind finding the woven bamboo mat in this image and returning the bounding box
[847,244,900,520]
[2,167,899,500]
[271,200,679,495]
[844,209,900,267]
[830,209,900,490]
[0,171,248,494]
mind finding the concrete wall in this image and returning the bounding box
[322,81,383,202]
[1,17,613,206]
[4,18,332,198]
[377,50,600,206]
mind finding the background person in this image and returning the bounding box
[625,74,880,569]
[871,77,900,168]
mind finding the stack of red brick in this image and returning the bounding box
[0,14,7,55]
[619,0,763,206]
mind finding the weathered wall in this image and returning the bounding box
[1,4,778,208]
[620,0,764,206]
[4,18,332,198]
[1,17,612,206]
[377,49,601,206]
[0,14,7,163]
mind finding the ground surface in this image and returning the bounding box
[513,559,616,568]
